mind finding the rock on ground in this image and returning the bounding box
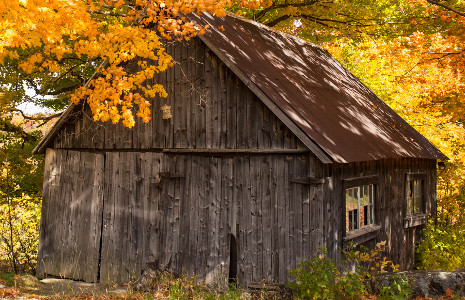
[372,270,465,298]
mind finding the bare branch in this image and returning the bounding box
[89,10,127,17]
[427,0,465,18]
[255,0,319,21]
[10,109,62,122]
[0,119,39,143]
[265,14,291,27]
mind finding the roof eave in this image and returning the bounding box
[32,103,76,155]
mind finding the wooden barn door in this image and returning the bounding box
[99,152,164,283]
[98,153,233,284]
[37,149,104,282]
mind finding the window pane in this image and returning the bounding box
[407,180,413,215]
[346,184,375,232]
[414,180,421,213]
[346,210,350,232]
[360,185,368,226]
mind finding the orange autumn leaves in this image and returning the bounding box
[0,0,269,128]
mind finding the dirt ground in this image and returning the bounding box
[1,275,130,299]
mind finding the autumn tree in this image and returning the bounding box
[0,0,246,130]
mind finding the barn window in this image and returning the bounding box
[343,176,380,245]
[406,179,422,215]
[404,173,427,228]
[345,184,375,232]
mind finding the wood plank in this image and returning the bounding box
[287,155,297,274]
[101,152,121,282]
[221,157,233,285]
[234,157,245,285]
[172,155,183,272]
[199,156,209,279]
[179,155,191,273]
[195,40,206,148]
[206,157,219,284]
[302,156,311,261]
[246,89,258,149]
[262,156,272,281]
[226,70,237,149]
[187,155,200,275]
[218,56,228,148]
[270,156,279,281]
[276,156,286,282]
[204,40,214,149]
[257,101,271,149]
[206,47,220,149]
[152,62,163,148]
[120,152,130,282]
[270,113,284,149]
[174,41,187,148]
[236,79,247,148]
[250,157,260,281]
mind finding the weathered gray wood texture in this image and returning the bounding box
[98,152,316,285]
[37,149,104,282]
[38,149,318,285]
[38,37,438,286]
[322,158,437,270]
[52,38,301,151]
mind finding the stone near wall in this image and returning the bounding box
[372,270,465,298]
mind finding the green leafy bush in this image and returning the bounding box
[0,196,41,273]
[288,249,367,300]
[417,219,465,270]
[377,275,411,300]
[288,242,406,300]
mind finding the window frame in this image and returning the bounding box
[404,173,427,228]
[343,176,380,245]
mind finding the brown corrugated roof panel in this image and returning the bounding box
[188,12,447,163]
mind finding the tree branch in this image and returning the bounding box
[0,119,38,143]
[427,0,465,18]
[265,14,291,27]
[43,83,82,96]
[255,0,319,21]
[9,109,62,122]
[89,10,127,17]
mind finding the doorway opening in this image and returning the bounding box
[228,233,237,284]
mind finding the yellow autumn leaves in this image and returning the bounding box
[1,0,270,127]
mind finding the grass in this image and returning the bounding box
[0,271,289,299]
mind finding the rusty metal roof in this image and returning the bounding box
[188,12,447,163]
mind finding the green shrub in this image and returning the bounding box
[288,250,367,299]
[0,196,41,273]
[417,219,465,270]
[288,242,403,299]
[377,275,411,300]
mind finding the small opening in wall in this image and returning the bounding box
[228,233,237,284]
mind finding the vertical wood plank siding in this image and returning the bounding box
[39,149,316,285]
[37,149,104,282]
[52,38,299,151]
[99,152,312,284]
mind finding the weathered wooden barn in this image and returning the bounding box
[33,12,446,286]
